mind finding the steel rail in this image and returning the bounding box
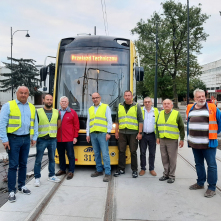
[178,153,221,192]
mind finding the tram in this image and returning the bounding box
[40,35,144,165]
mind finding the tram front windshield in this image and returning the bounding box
[56,48,130,121]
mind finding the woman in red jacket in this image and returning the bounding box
[56,96,80,180]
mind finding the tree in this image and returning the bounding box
[136,81,150,99]
[131,0,209,107]
[0,57,41,96]
[178,77,207,101]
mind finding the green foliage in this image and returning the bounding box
[131,0,210,107]
[178,77,207,101]
[136,81,150,99]
[0,57,41,96]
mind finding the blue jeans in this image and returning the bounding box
[34,138,57,178]
[8,134,30,192]
[90,132,111,175]
[57,142,75,173]
[192,148,217,191]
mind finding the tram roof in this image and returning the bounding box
[60,35,130,49]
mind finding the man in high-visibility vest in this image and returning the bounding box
[186,88,221,198]
[156,99,185,184]
[34,94,61,187]
[114,90,143,178]
[0,86,38,203]
[139,97,159,177]
[86,92,112,182]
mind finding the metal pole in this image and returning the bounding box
[154,22,158,108]
[94,26,96,35]
[11,27,13,100]
[187,0,190,104]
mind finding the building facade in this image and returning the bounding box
[200,59,221,101]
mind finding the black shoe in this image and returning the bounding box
[167,178,175,183]
[159,176,169,181]
[8,192,16,203]
[132,171,138,178]
[18,186,31,195]
[114,169,125,177]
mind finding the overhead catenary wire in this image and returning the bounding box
[101,0,108,35]
[103,0,109,35]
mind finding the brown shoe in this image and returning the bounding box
[67,172,74,180]
[55,170,66,176]
[103,174,111,182]
[204,189,216,198]
[91,171,103,177]
[139,170,145,176]
[150,170,157,176]
[189,183,204,190]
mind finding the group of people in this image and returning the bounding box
[0,86,80,203]
[0,86,220,204]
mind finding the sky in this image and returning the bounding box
[0,0,221,67]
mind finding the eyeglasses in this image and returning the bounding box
[92,97,100,100]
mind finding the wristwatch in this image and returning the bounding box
[107,132,111,135]
[139,132,142,135]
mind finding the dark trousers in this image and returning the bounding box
[118,133,138,171]
[192,148,217,191]
[57,141,75,173]
[139,133,156,171]
[8,134,30,192]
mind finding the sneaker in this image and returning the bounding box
[132,171,138,178]
[91,171,103,177]
[103,174,111,182]
[139,170,145,176]
[18,186,31,195]
[189,183,204,190]
[204,189,216,198]
[114,169,125,177]
[48,175,61,183]
[8,192,16,203]
[34,178,41,187]
[159,176,169,181]
[167,178,175,183]
[55,170,66,176]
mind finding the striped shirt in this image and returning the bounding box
[188,104,209,149]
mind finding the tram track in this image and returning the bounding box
[26,174,67,221]
[178,152,221,193]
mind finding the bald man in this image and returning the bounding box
[86,93,112,182]
[156,99,185,183]
[0,86,38,202]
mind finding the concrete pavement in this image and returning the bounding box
[0,136,221,220]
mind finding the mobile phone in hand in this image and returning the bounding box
[6,147,10,154]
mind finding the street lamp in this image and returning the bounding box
[154,22,159,108]
[11,27,30,99]
[187,0,190,104]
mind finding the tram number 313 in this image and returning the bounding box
[84,154,95,161]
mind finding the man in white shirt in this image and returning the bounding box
[139,97,159,176]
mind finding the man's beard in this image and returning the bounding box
[197,101,206,106]
[45,103,52,108]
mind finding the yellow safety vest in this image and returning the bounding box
[157,110,179,139]
[118,103,138,130]
[89,104,108,133]
[37,108,59,138]
[7,100,35,135]
[142,107,159,134]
